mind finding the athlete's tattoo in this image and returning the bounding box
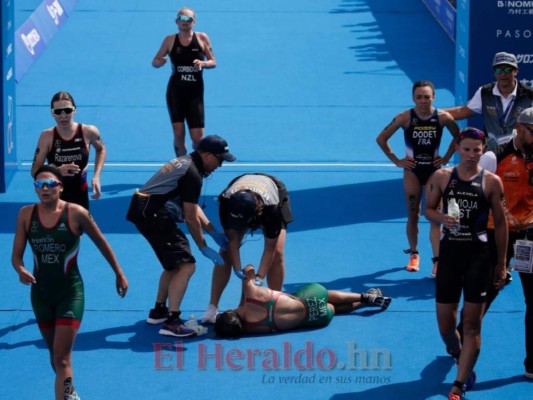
[408,194,417,213]
[383,117,396,131]
[32,147,40,164]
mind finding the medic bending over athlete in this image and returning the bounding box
[214,265,391,338]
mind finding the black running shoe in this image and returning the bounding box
[146,306,168,325]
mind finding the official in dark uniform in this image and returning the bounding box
[202,173,293,324]
[127,135,235,338]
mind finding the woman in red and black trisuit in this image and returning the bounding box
[31,91,107,210]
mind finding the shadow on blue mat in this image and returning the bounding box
[284,267,436,303]
[0,179,405,234]
[330,0,454,92]
[1,319,178,353]
[329,356,525,400]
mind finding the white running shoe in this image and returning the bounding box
[201,304,218,324]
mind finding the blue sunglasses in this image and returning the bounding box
[34,179,62,189]
[177,15,194,23]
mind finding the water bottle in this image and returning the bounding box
[447,198,460,235]
[185,314,197,328]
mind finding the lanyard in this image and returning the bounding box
[496,97,515,132]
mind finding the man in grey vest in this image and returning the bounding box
[446,51,533,151]
[126,135,236,337]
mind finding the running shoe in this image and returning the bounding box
[525,367,533,379]
[406,253,420,272]
[66,394,81,400]
[159,317,196,338]
[367,294,392,310]
[201,304,218,324]
[505,270,513,284]
[146,306,168,325]
[431,261,438,277]
[448,392,462,400]
[366,288,383,297]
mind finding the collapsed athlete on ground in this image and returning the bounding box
[214,265,391,338]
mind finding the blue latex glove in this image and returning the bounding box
[207,229,228,251]
[200,247,224,265]
[233,269,246,280]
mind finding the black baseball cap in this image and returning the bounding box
[198,135,236,162]
[227,191,256,230]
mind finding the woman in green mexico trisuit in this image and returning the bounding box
[214,265,392,338]
[11,165,128,400]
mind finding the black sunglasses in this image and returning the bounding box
[52,107,75,115]
[494,67,514,75]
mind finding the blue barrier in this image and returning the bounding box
[1,0,16,193]
[1,0,78,193]
[421,0,457,42]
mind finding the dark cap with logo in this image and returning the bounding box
[198,135,236,162]
[492,52,518,69]
[227,191,257,230]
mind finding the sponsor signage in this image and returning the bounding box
[15,0,78,82]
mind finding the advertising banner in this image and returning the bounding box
[15,0,78,82]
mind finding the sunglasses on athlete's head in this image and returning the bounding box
[458,128,487,143]
[34,179,62,189]
[494,66,515,75]
[52,107,75,116]
[177,15,194,23]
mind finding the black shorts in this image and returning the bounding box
[219,174,293,237]
[411,164,438,186]
[166,79,205,128]
[436,241,492,304]
[271,175,294,227]
[60,185,89,210]
[127,195,195,270]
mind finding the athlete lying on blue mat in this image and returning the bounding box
[214,265,391,337]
